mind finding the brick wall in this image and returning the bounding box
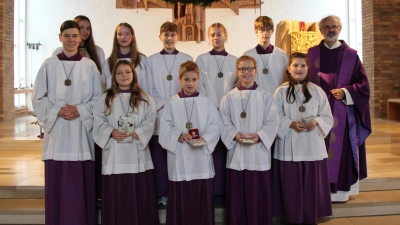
[362,0,400,118]
[0,0,15,121]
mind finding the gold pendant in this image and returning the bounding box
[263,68,268,74]
[218,72,223,78]
[240,111,246,118]
[299,106,305,112]
[186,122,192,129]
[64,79,71,86]
[167,75,173,81]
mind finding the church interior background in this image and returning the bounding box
[0,0,399,224]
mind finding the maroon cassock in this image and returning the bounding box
[166,179,214,225]
[101,171,160,225]
[308,40,371,192]
[271,159,332,224]
[45,160,95,225]
[226,169,272,225]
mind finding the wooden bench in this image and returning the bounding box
[388,99,400,121]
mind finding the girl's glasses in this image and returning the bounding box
[237,67,256,73]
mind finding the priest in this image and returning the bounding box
[308,15,371,202]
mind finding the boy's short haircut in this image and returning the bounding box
[254,16,274,30]
[160,21,178,34]
[179,61,200,79]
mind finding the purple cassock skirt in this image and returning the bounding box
[226,169,272,225]
[94,143,102,200]
[166,179,214,225]
[44,160,95,225]
[149,135,169,197]
[101,170,160,225]
[271,159,332,224]
[212,139,227,195]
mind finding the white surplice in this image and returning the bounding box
[273,83,333,161]
[148,52,193,135]
[53,45,105,70]
[159,95,220,182]
[195,53,238,108]
[32,57,103,161]
[219,88,279,171]
[243,47,288,96]
[102,54,152,95]
[93,93,156,175]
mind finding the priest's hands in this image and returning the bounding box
[111,129,131,141]
[331,89,344,100]
[290,121,306,132]
[58,104,80,120]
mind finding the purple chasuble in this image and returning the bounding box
[237,82,258,90]
[178,89,199,98]
[209,49,228,56]
[118,52,131,58]
[308,40,371,184]
[57,52,83,61]
[160,49,179,55]
[255,44,274,54]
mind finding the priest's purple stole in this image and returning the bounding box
[308,46,357,183]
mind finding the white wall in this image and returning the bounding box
[26,0,350,86]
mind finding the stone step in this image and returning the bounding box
[1,190,400,224]
[332,190,400,218]
[360,171,400,191]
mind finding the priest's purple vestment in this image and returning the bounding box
[308,40,371,192]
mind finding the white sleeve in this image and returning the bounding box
[195,56,208,97]
[315,89,334,137]
[102,59,111,90]
[134,97,157,148]
[342,88,355,105]
[31,61,61,133]
[96,46,106,71]
[219,95,239,150]
[256,94,279,151]
[150,82,168,111]
[159,100,182,154]
[76,64,103,132]
[141,56,153,95]
[273,89,292,140]
[93,95,114,149]
[200,102,220,155]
